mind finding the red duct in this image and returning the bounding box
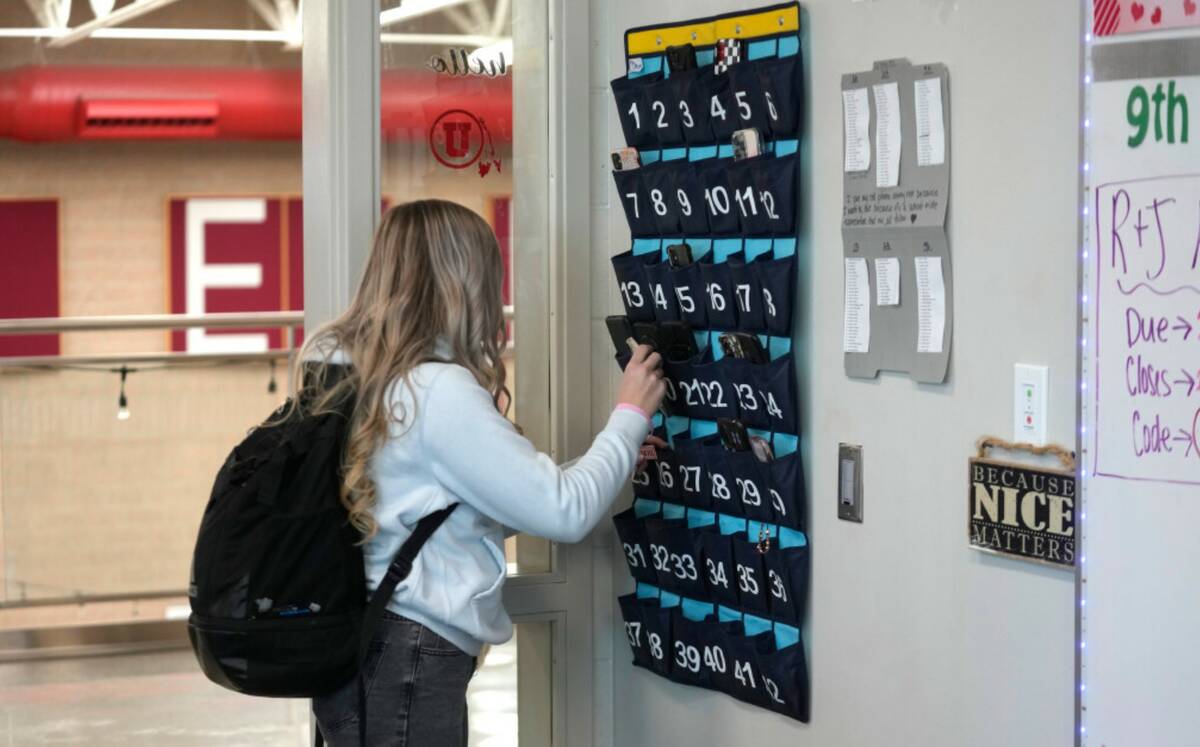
[0,65,512,143]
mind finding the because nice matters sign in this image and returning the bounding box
[968,458,1077,568]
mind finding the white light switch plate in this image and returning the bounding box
[1014,364,1048,446]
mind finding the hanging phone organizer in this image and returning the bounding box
[608,2,809,723]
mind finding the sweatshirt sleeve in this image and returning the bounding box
[420,365,650,543]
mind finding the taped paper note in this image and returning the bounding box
[914,78,945,166]
[874,257,900,306]
[842,88,871,173]
[843,257,871,353]
[873,82,901,188]
[915,256,945,353]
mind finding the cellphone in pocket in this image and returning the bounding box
[611,147,641,172]
[657,321,698,361]
[718,332,769,364]
[605,315,636,353]
[732,128,763,161]
[665,43,697,73]
[717,417,751,452]
[666,243,694,269]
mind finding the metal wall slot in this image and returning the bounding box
[838,443,864,522]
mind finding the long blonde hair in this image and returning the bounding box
[293,199,510,540]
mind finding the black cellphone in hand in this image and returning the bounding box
[605,315,636,354]
[632,321,661,350]
[718,332,769,364]
[666,44,697,72]
[666,243,694,269]
[658,321,697,361]
[717,417,751,452]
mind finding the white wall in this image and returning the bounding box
[588,2,1081,745]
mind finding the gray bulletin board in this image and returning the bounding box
[841,59,952,384]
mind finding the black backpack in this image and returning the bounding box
[187,370,456,740]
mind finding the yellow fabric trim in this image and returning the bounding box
[625,5,799,57]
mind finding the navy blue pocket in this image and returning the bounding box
[754,155,798,237]
[630,459,659,499]
[750,356,798,434]
[673,356,738,422]
[610,250,656,322]
[756,641,810,722]
[693,159,741,236]
[611,73,663,149]
[726,450,773,524]
[768,451,805,530]
[612,168,659,237]
[757,56,802,138]
[694,528,739,608]
[669,67,715,145]
[698,259,739,330]
[642,261,682,322]
[726,61,772,135]
[723,625,777,707]
[700,439,740,516]
[637,598,674,677]
[755,254,795,336]
[697,66,740,141]
[727,258,766,334]
[669,263,708,329]
[639,162,683,236]
[670,162,711,236]
[672,437,709,511]
[612,508,658,585]
[652,446,681,502]
[731,537,771,615]
[727,158,774,236]
[645,77,685,148]
[667,610,713,688]
[697,620,741,695]
[644,519,707,598]
[762,544,809,622]
[617,594,655,669]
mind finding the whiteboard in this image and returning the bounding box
[1084,32,1200,746]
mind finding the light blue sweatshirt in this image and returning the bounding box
[363,358,650,656]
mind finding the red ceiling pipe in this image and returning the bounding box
[0,66,512,143]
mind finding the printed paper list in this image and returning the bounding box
[844,258,871,353]
[915,256,945,353]
[842,88,871,173]
[873,82,901,188]
[914,78,946,167]
[874,257,900,306]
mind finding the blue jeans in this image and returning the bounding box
[313,612,476,746]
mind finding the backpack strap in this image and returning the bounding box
[352,502,460,747]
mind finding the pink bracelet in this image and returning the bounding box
[615,403,652,424]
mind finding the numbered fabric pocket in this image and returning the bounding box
[644,519,707,598]
[694,527,739,607]
[642,261,682,322]
[613,508,658,585]
[667,355,737,422]
[723,625,778,707]
[639,162,683,236]
[700,438,739,515]
[726,60,772,135]
[645,77,686,148]
[756,55,803,138]
[637,598,674,677]
[669,262,708,328]
[618,594,655,669]
[727,258,766,333]
[754,155,798,237]
[768,451,805,530]
[611,72,663,149]
[762,543,809,622]
[668,67,715,145]
[726,450,774,523]
[696,620,741,694]
[652,445,682,502]
[612,168,659,237]
[698,258,739,330]
[727,157,775,236]
[731,537,772,615]
[668,610,713,689]
[696,66,740,141]
[693,158,741,236]
[754,254,795,336]
[756,641,810,722]
[672,437,710,511]
[630,458,659,499]
[750,356,798,434]
[610,250,656,322]
[669,162,711,236]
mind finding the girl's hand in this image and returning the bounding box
[615,344,665,415]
